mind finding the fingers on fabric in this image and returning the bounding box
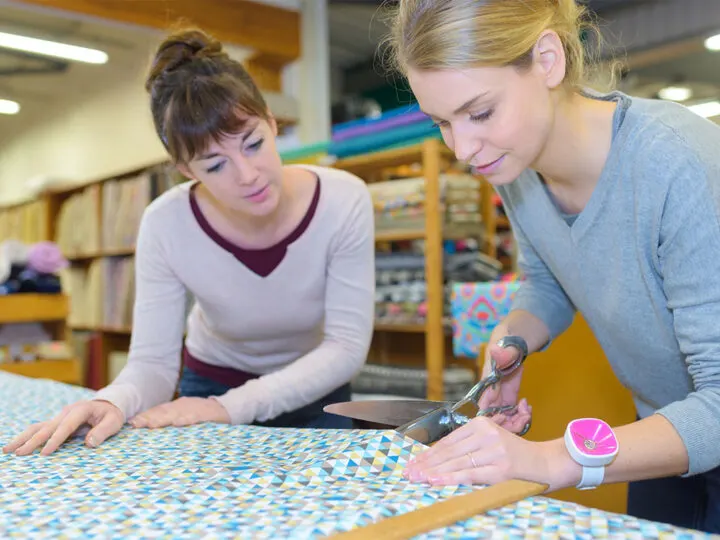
[4,401,86,456]
[404,416,520,486]
[39,405,99,456]
[3,421,47,454]
[132,398,192,429]
[84,410,124,449]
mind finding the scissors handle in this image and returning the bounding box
[494,335,529,377]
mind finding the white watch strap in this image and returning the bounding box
[577,465,604,490]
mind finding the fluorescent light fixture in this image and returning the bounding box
[687,100,720,118]
[0,31,108,64]
[0,99,20,115]
[658,85,692,102]
[705,33,720,51]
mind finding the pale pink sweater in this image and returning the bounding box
[94,165,375,424]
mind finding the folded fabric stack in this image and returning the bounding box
[328,103,441,159]
[375,251,502,327]
[278,140,330,166]
[369,173,482,233]
[351,362,476,401]
[0,240,67,295]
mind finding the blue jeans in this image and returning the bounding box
[178,365,353,429]
[627,448,720,533]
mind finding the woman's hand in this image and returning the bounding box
[3,400,125,456]
[480,340,532,434]
[403,415,563,490]
[130,397,230,428]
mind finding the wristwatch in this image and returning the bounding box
[563,418,619,490]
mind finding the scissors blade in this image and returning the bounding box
[397,398,480,445]
[323,399,453,428]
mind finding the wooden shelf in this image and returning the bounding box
[0,294,69,324]
[66,247,135,262]
[334,141,454,174]
[375,224,483,243]
[375,322,426,333]
[69,325,132,335]
[0,358,82,385]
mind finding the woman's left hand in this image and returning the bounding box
[403,415,557,489]
[129,397,231,429]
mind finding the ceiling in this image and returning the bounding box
[326,0,644,70]
[1,0,720,139]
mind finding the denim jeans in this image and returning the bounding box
[178,365,353,429]
[627,451,720,533]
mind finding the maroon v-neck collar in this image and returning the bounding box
[188,178,321,277]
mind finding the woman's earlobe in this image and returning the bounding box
[175,163,194,180]
[534,31,566,89]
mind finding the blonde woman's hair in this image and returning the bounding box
[383,0,603,91]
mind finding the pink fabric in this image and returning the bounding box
[27,242,68,274]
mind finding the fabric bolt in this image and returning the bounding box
[331,110,430,142]
[0,373,712,539]
[495,89,720,477]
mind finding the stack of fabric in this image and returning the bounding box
[0,240,67,295]
[368,174,482,233]
[328,103,440,160]
[278,140,330,166]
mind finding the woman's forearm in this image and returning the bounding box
[542,414,689,491]
[491,309,552,355]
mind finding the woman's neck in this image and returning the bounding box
[532,91,617,213]
[200,170,294,243]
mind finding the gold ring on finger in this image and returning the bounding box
[466,452,479,468]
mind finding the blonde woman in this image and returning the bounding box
[388,0,720,533]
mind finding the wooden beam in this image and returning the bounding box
[622,37,705,71]
[244,53,285,92]
[13,0,300,62]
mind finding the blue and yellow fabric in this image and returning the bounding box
[0,372,710,538]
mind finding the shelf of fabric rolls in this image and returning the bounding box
[331,137,497,401]
[0,293,82,385]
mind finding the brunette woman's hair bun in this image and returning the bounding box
[145,26,270,163]
[145,28,226,92]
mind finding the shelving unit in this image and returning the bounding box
[0,293,82,385]
[0,136,510,396]
[334,138,500,400]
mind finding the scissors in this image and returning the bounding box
[324,335,532,445]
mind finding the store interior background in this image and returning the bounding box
[2,0,720,205]
[1,0,720,517]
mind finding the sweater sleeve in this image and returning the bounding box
[653,156,720,476]
[506,210,576,345]
[92,209,188,421]
[213,185,375,424]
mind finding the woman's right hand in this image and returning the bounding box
[477,339,532,434]
[2,400,125,456]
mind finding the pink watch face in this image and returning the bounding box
[569,419,618,456]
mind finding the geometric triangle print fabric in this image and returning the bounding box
[0,373,710,539]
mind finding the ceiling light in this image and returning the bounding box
[687,100,720,119]
[705,33,720,51]
[0,31,108,64]
[0,99,20,115]
[658,85,692,102]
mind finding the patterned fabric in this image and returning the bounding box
[451,281,521,358]
[0,373,711,538]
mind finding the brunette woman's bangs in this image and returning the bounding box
[163,74,268,163]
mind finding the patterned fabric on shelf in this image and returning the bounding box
[451,280,522,358]
[0,372,710,539]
